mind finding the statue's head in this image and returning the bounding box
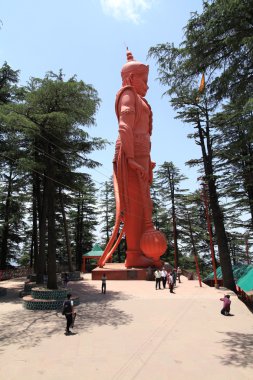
[121,49,149,95]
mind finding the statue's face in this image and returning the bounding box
[131,72,149,97]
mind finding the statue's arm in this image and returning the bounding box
[118,90,135,159]
[118,90,148,181]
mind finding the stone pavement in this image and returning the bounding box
[0,274,252,380]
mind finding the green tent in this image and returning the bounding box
[82,243,103,258]
[82,244,103,272]
[204,267,223,280]
[236,266,253,292]
[204,264,253,292]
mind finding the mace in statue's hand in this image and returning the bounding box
[128,158,148,182]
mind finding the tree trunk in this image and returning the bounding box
[198,113,236,292]
[36,176,48,284]
[0,166,13,269]
[75,200,81,270]
[187,212,202,287]
[78,199,84,270]
[242,162,253,228]
[47,157,57,290]
[75,195,83,271]
[172,201,178,268]
[31,175,38,271]
[168,168,179,268]
[59,188,73,272]
[208,177,236,291]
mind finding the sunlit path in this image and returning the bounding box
[0,275,252,380]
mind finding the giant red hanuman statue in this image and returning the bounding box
[99,49,167,268]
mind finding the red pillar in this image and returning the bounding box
[82,257,86,273]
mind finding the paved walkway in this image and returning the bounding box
[0,275,252,380]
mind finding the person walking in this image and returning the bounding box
[161,267,167,289]
[220,295,231,315]
[101,273,107,294]
[62,293,74,335]
[154,268,162,290]
[167,271,174,293]
[63,272,69,288]
[177,267,182,283]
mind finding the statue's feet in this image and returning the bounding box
[152,259,163,268]
[125,252,162,268]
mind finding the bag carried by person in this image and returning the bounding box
[62,300,72,315]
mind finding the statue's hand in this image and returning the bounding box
[128,158,148,182]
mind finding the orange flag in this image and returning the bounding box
[198,73,205,93]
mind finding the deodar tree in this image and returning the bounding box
[148,0,253,291]
[1,69,106,288]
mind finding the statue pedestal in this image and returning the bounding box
[92,263,148,281]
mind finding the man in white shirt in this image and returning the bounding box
[161,267,167,289]
[154,269,162,290]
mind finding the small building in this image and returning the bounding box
[81,244,103,273]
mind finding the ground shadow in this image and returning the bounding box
[0,278,26,305]
[0,279,133,353]
[216,331,253,368]
[71,280,133,304]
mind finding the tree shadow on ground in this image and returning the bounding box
[0,279,133,353]
[216,331,253,368]
[0,278,26,304]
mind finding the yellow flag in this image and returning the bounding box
[198,73,205,93]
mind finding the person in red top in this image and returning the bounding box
[220,294,231,315]
[167,271,174,294]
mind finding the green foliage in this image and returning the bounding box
[184,0,253,100]
[17,251,30,267]
[0,62,20,104]
[148,1,253,288]
[0,66,107,275]
[99,177,116,245]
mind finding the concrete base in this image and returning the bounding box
[92,263,148,280]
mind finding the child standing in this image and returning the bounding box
[101,273,107,294]
[220,294,231,315]
[167,271,174,293]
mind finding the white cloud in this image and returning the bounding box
[100,0,155,24]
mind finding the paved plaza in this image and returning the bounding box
[0,274,252,380]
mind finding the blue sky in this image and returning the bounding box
[1,0,204,192]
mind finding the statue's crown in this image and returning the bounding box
[121,48,149,79]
